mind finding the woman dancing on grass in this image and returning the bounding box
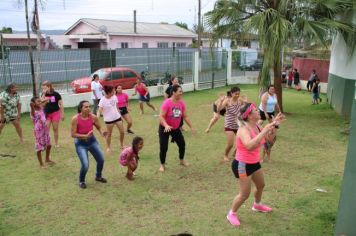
[71,100,108,189]
[97,86,125,153]
[158,85,195,172]
[227,103,285,227]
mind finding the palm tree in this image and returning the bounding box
[205,0,356,111]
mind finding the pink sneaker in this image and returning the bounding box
[252,203,272,213]
[226,210,240,227]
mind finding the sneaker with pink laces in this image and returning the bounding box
[226,210,240,227]
[252,203,272,213]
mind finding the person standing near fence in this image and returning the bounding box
[116,85,134,134]
[41,81,64,148]
[0,83,23,143]
[287,69,293,88]
[132,78,157,114]
[307,69,317,92]
[158,84,195,172]
[71,100,108,189]
[97,86,125,153]
[293,69,300,89]
[91,74,103,115]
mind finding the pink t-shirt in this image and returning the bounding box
[98,96,121,122]
[135,83,147,96]
[161,99,186,130]
[116,93,129,108]
[235,126,264,164]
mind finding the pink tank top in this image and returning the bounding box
[77,114,94,135]
[135,83,147,96]
[236,125,264,164]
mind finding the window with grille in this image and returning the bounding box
[121,42,129,48]
[157,42,168,48]
[176,43,186,48]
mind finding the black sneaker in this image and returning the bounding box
[127,129,135,134]
[95,177,107,183]
[79,182,87,189]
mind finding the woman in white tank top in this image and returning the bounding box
[258,85,280,124]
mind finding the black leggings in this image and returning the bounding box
[159,125,185,164]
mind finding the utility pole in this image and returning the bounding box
[198,0,201,58]
[24,0,36,96]
[34,0,42,94]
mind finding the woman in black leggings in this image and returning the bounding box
[158,85,195,172]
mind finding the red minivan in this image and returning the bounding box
[71,67,140,94]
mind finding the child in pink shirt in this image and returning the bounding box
[119,136,144,180]
[116,85,134,134]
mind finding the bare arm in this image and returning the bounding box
[93,115,106,137]
[30,102,35,117]
[143,85,149,97]
[132,85,137,96]
[217,98,228,112]
[238,123,275,150]
[159,108,172,132]
[261,93,268,114]
[17,101,21,119]
[58,99,64,121]
[97,106,103,118]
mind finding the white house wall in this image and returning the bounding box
[329,34,356,80]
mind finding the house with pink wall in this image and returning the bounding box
[1,33,49,49]
[61,18,197,49]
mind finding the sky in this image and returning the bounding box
[0,0,216,31]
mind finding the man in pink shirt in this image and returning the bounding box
[158,84,195,172]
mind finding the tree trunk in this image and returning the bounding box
[273,62,283,112]
[24,0,37,96]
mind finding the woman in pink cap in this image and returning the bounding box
[226,102,284,227]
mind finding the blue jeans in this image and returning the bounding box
[74,136,104,183]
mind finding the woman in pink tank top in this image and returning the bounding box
[71,100,108,189]
[132,78,157,115]
[226,103,285,227]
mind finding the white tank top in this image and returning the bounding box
[259,94,277,113]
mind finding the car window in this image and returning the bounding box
[110,71,123,80]
[91,69,107,80]
[123,70,136,78]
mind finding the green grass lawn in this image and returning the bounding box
[0,85,349,235]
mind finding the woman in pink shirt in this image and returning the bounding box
[97,86,125,153]
[71,100,107,189]
[116,85,134,134]
[159,84,195,172]
[226,102,284,227]
[132,78,156,114]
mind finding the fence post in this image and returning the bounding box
[6,48,12,83]
[193,51,199,91]
[64,50,69,92]
[227,49,232,85]
[212,71,215,89]
[1,34,6,86]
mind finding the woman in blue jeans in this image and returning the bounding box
[71,100,108,189]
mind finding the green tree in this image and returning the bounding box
[205,0,356,111]
[0,27,13,33]
[175,22,188,30]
